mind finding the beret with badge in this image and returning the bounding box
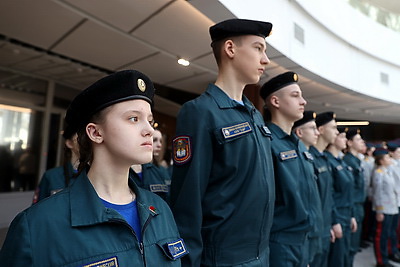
[209,18,273,43]
[65,70,155,134]
[315,112,336,127]
[260,71,299,100]
[293,111,316,129]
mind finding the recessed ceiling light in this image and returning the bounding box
[177,58,190,67]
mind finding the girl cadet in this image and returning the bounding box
[32,130,79,204]
[0,70,187,266]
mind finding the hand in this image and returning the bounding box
[376,213,384,222]
[330,228,336,243]
[351,217,358,233]
[332,223,343,239]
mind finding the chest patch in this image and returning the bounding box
[82,256,118,267]
[173,136,191,165]
[221,122,252,139]
[149,184,169,193]
[165,238,189,260]
[280,150,298,161]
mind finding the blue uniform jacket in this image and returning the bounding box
[267,123,320,244]
[325,151,354,226]
[309,146,335,238]
[33,162,76,203]
[170,84,275,266]
[343,153,365,205]
[0,171,185,266]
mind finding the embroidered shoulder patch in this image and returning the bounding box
[280,150,298,161]
[221,122,252,139]
[82,256,118,267]
[164,238,189,260]
[173,136,191,165]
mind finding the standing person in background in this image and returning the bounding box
[372,148,400,267]
[32,130,79,204]
[170,18,275,266]
[387,142,400,259]
[362,142,377,245]
[130,127,171,202]
[0,70,186,266]
[292,110,324,266]
[325,127,358,267]
[343,129,366,264]
[260,72,320,267]
[309,111,339,267]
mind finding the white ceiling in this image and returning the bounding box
[1,0,400,123]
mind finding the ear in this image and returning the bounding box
[295,127,303,138]
[224,40,235,59]
[270,95,280,109]
[86,123,103,144]
[65,139,74,149]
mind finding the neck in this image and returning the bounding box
[271,115,293,135]
[327,146,340,158]
[349,148,358,157]
[87,159,134,204]
[214,68,246,101]
[315,138,329,153]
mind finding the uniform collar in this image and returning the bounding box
[310,146,325,157]
[267,122,299,143]
[206,83,254,110]
[70,171,159,227]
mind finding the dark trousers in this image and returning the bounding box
[270,240,309,267]
[374,214,399,265]
[328,225,351,267]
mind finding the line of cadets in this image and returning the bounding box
[4,17,400,267]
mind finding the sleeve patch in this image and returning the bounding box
[173,136,192,165]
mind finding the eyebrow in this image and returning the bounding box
[254,41,266,49]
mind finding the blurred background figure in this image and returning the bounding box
[32,129,79,204]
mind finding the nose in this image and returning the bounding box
[301,96,307,106]
[144,121,154,137]
[261,52,270,65]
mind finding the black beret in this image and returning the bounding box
[373,148,388,156]
[62,125,75,140]
[293,111,316,129]
[315,112,336,127]
[210,18,272,43]
[346,128,360,140]
[260,71,299,99]
[65,70,155,134]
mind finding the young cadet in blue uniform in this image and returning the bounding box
[325,127,358,267]
[343,128,366,264]
[0,70,187,266]
[32,130,79,204]
[260,72,319,267]
[309,112,339,267]
[170,19,275,266]
[292,111,324,265]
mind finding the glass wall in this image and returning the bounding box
[346,0,400,32]
[0,104,45,192]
